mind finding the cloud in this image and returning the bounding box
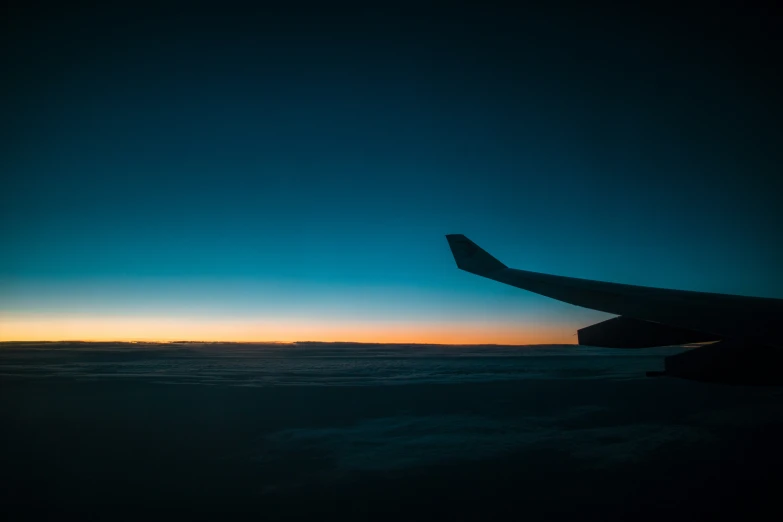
[255,406,711,485]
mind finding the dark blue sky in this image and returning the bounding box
[2,4,781,342]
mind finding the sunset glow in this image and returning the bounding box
[0,316,575,345]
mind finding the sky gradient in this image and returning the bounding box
[2,4,782,343]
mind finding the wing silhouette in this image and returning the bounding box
[446,234,783,384]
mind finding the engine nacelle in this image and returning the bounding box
[578,316,720,349]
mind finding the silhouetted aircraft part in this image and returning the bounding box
[577,316,720,349]
[446,234,783,385]
[664,340,783,385]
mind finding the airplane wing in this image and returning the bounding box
[446,234,783,384]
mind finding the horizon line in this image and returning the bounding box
[0,339,577,347]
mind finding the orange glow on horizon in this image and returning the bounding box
[0,315,577,345]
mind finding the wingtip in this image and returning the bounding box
[445,234,507,276]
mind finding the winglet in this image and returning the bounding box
[446,234,507,276]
